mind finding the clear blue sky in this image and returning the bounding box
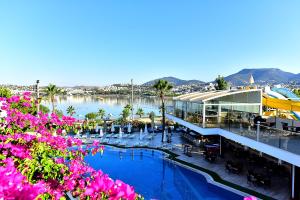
[0,0,300,86]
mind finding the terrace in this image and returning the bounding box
[163,89,300,199]
[165,89,300,157]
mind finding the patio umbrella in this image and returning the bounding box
[163,130,167,142]
[119,127,123,139]
[239,123,243,132]
[128,123,132,133]
[144,124,148,134]
[111,123,115,133]
[139,128,143,140]
[99,128,103,137]
[95,125,99,133]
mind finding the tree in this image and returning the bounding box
[215,76,228,90]
[124,104,132,111]
[121,105,131,122]
[66,106,76,116]
[294,89,300,97]
[54,109,64,118]
[45,84,61,112]
[85,112,98,120]
[97,108,106,119]
[39,104,50,114]
[136,108,144,118]
[153,80,173,142]
[0,87,12,98]
[149,111,156,128]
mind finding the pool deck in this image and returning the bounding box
[82,131,290,200]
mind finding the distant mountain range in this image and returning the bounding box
[143,68,300,86]
[224,68,300,85]
[142,76,205,86]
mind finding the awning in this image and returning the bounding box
[263,94,300,112]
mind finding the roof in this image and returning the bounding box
[174,89,261,103]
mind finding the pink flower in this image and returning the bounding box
[22,102,32,108]
[244,196,257,200]
[0,94,141,200]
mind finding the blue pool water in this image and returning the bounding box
[84,146,244,200]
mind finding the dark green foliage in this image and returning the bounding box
[215,76,228,90]
[40,104,50,114]
[0,87,12,98]
[294,89,300,97]
[85,112,98,120]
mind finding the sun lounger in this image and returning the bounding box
[128,134,136,139]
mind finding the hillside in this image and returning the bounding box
[224,68,298,85]
[142,76,205,86]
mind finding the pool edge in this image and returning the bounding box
[100,143,275,200]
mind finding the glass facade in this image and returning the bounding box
[186,102,203,125]
[167,90,300,155]
[168,90,262,128]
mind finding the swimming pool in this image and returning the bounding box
[84,146,244,200]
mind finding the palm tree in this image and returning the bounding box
[66,106,76,116]
[136,108,144,118]
[153,80,173,142]
[45,84,61,112]
[121,106,131,122]
[98,108,106,119]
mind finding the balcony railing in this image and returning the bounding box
[166,106,300,155]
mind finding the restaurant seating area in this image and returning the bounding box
[223,140,290,189]
[247,169,271,188]
[225,160,243,174]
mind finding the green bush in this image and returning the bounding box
[0,87,12,98]
[294,89,300,97]
[85,112,98,120]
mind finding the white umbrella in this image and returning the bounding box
[127,123,132,133]
[144,124,148,134]
[139,128,143,140]
[99,128,103,137]
[95,125,99,133]
[119,127,123,139]
[163,130,167,142]
[111,123,115,133]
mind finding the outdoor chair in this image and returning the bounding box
[247,173,257,186]
[257,176,271,187]
[226,161,243,174]
[205,153,216,162]
[183,144,193,157]
[128,134,135,139]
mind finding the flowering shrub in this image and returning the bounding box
[244,197,257,200]
[0,93,142,200]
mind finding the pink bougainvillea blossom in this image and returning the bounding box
[0,93,141,200]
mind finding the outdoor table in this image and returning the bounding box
[183,144,192,156]
[287,126,298,132]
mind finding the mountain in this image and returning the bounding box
[142,76,205,86]
[224,68,298,85]
[142,68,300,87]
